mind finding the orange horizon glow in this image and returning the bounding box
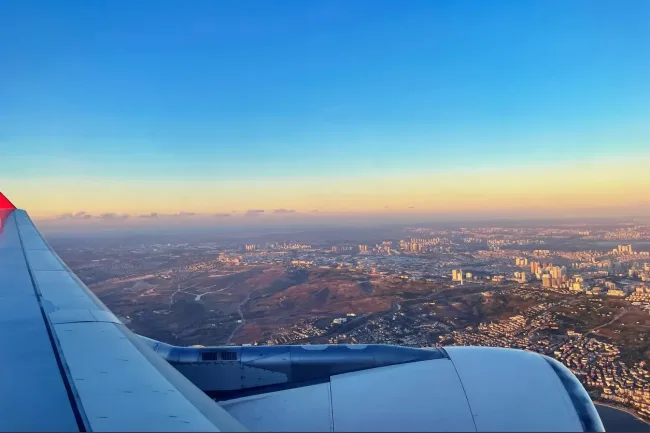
[2,155,648,222]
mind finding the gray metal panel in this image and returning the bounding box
[13,210,34,226]
[48,308,123,325]
[221,382,334,432]
[24,249,65,271]
[330,359,477,432]
[123,330,248,432]
[0,334,79,432]
[18,224,50,250]
[0,212,22,249]
[33,270,101,311]
[0,246,34,299]
[91,309,122,323]
[0,247,30,267]
[150,340,446,393]
[187,362,292,392]
[445,346,584,432]
[0,269,34,297]
[54,321,223,432]
[0,211,79,432]
[50,309,99,324]
[0,294,43,322]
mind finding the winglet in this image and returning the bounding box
[0,192,16,209]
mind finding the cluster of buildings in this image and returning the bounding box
[268,242,312,250]
[614,244,634,255]
[290,260,312,268]
[628,286,650,303]
[259,315,359,345]
[217,253,241,264]
[261,321,328,345]
[399,237,451,254]
[556,339,650,420]
[244,242,313,252]
[326,311,446,347]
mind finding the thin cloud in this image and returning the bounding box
[408,206,415,209]
[56,211,92,220]
[139,211,196,218]
[310,209,319,213]
[273,208,296,214]
[213,213,231,218]
[99,213,129,220]
[245,209,265,216]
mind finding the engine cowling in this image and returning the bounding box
[219,346,604,432]
[141,337,604,432]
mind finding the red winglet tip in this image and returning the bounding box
[0,192,16,209]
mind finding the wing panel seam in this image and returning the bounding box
[328,380,335,432]
[15,218,89,432]
[446,357,479,432]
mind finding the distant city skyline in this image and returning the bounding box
[1,1,649,224]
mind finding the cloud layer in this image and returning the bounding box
[53,208,304,221]
[245,209,265,216]
[56,211,129,220]
[99,212,129,220]
[138,212,196,218]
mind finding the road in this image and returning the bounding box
[168,281,201,307]
[225,287,259,345]
[586,308,627,336]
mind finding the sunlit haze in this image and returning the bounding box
[1,0,649,229]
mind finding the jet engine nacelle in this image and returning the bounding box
[219,346,604,432]
[142,337,604,432]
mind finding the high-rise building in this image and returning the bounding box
[617,244,633,254]
[519,272,528,284]
[542,274,552,288]
[550,266,562,280]
[530,262,540,274]
[452,269,461,281]
[358,245,368,253]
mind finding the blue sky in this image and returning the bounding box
[0,0,649,220]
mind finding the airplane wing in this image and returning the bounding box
[0,192,605,432]
[0,194,246,432]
